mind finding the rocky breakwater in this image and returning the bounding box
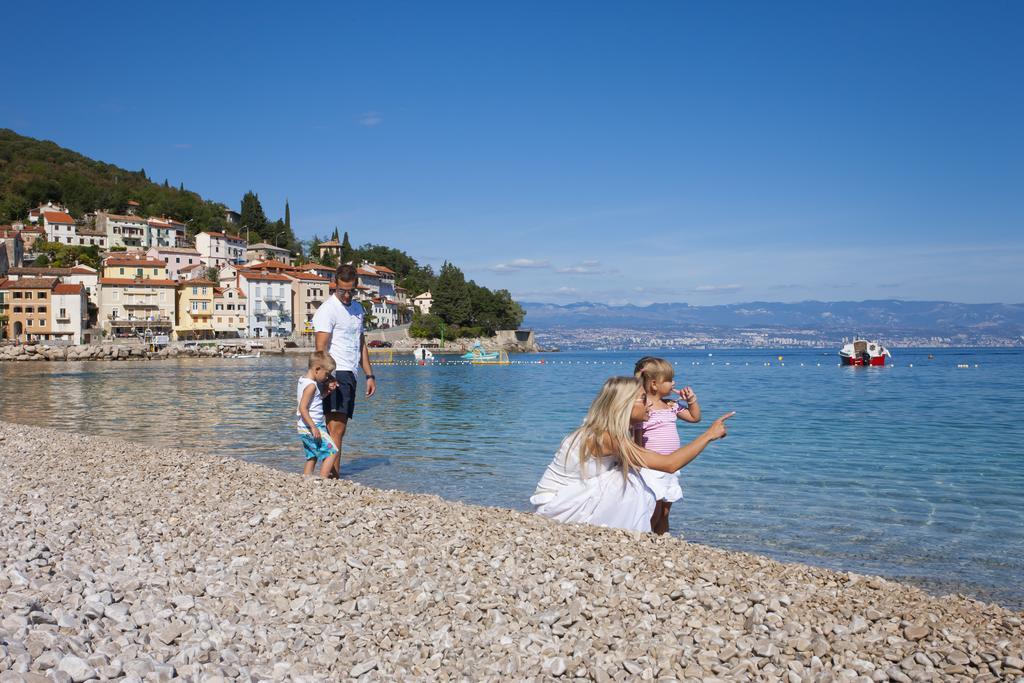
[1,422,1021,682]
[0,344,249,362]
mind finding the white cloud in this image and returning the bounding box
[557,259,605,274]
[358,111,382,127]
[490,258,551,272]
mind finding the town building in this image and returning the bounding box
[236,269,293,338]
[5,266,74,281]
[102,253,168,280]
[51,283,89,344]
[213,286,247,338]
[298,262,336,280]
[146,246,202,281]
[27,202,70,224]
[318,240,342,260]
[145,217,176,248]
[66,265,100,307]
[17,225,45,253]
[175,280,216,340]
[413,291,433,315]
[245,242,292,264]
[288,271,332,336]
[96,212,149,249]
[97,276,177,339]
[195,231,247,269]
[0,278,56,342]
[76,225,108,248]
[224,209,241,225]
[0,228,25,271]
[42,210,78,245]
[369,296,399,328]
[177,263,206,281]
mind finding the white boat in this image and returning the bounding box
[838,338,890,366]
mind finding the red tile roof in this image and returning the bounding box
[2,278,57,289]
[103,213,147,222]
[43,211,75,224]
[178,263,203,272]
[249,259,297,271]
[356,268,377,277]
[70,265,98,274]
[181,279,217,287]
[319,240,341,247]
[372,265,395,274]
[289,272,331,282]
[54,283,84,295]
[237,270,293,282]
[8,267,72,277]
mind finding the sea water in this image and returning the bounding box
[1,347,1021,608]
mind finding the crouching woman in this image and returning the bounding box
[530,376,733,532]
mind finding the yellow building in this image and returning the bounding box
[102,254,168,280]
[175,280,216,340]
[213,286,248,338]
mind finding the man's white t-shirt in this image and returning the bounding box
[312,295,364,373]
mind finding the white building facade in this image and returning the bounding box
[196,231,248,269]
[237,270,293,338]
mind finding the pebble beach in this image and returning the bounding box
[1,422,1021,682]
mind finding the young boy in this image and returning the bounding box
[297,351,340,477]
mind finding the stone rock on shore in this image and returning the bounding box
[0,343,257,362]
[0,421,1021,681]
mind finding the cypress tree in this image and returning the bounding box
[285,199,291,231]
[341,231,353,263]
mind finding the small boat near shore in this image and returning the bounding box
[838,338,890,366]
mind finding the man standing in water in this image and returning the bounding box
[313,263,376,477]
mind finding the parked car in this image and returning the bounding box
[367,340,392,348]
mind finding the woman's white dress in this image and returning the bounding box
[531,434,656,532]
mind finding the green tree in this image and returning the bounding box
[432,261,472,327]
[359,299,376,329]
[341,231,353,263]
[409,310,443,339]
[240,190,268,240]
[399,264,436,298]
[205,267,219,282]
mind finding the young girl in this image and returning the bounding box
[531,376,731,532]
[634,356,702,535]
[297,351,340,477]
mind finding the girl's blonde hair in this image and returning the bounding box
[569,376,647,479]
[634,356,674,387]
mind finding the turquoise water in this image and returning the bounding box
[1,348,1022,609]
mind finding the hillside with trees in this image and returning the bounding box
[1,127,523,336]
[0,129,300,251]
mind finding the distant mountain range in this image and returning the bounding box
[521,300,1024,338]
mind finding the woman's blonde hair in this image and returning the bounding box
[569,376,647,479]
[634,356,674,387]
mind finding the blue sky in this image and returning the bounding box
[3,1,1021,304]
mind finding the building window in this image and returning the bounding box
[136,269,143,277]
[120,268,125,275]
[38,306,47,313]
[192,287,198,295]
[37,291,47,299]
[60,308,67,318]
[201,301,208,311]
[13,306,22,313]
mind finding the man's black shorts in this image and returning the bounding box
[323,371,357,419]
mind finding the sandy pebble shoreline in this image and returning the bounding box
[1,422,1021,681]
